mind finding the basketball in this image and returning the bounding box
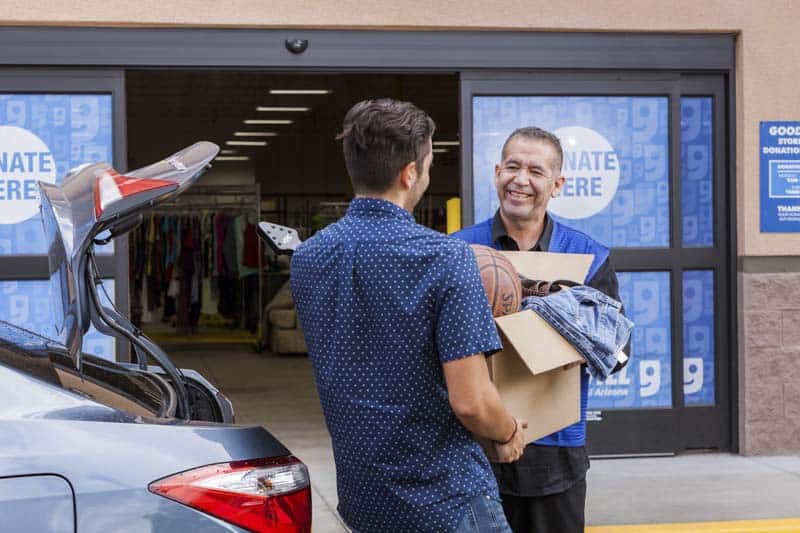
[470,244,522,317]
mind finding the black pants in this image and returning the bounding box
[500,478,586,533]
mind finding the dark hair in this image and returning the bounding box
[337,98,435,194]
[501,126,564,174]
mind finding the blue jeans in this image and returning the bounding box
[349,493,512,533]
[522,285,633,380]
[453,493,513,533]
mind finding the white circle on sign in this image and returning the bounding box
[0,125,57,224]
[549,126,620,219]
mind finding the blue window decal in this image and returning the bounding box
[681,97,714,246]
[0,94,113,255]
[0,279,115,360]
[472,96,670,247]
[683,270,715,405]
[588,271,672,409]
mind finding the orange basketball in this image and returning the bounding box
[470,244,522,317]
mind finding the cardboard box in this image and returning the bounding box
[484,251,594,451]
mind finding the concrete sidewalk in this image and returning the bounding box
[170,346,800,532]
[586,454,800,529]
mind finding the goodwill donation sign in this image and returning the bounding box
[472,96,683,410]
[760,121,800,232]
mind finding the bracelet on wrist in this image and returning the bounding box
[497,417,518,445]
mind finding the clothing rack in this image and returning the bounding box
[132,184,264,341]
[159,185,259,210]
[147,204,257,215]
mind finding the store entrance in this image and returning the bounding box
[124,70,459,528]
[125,70,460,348]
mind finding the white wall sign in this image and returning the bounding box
[549,126,620,220]
[0,125,56,224]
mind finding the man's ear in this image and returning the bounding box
[398,160,417,191]
[551,175,566,198]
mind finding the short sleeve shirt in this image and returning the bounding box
[291,198,502,533]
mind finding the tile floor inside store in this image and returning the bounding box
[170,346,800,533]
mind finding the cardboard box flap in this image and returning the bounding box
[502,251,593,284]
[495,310,584,375]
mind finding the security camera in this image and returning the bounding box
[285,39,309,54]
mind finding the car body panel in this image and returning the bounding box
[74,490,250,532]
[0,475,75,533]
[0,335,290,532]
[1,419,284,532]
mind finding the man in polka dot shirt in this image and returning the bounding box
[291,99,526,533]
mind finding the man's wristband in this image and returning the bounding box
[497,417,518,445]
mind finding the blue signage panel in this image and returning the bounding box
[0,94,113,254]
[0,280,115,360]
[760,121,800,232]
[0,94,115,360]
[681,97,714,247]
[472,96,670,247]
[683,270,715,406]
[471,95,720,413]
[588,271,672,409]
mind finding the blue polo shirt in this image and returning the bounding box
[291,198,502,533]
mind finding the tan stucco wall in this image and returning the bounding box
[1,0,798,256]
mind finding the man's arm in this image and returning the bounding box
[434,241,526,461]
[443,353,526,462]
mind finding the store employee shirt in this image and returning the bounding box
[291,198,503,533]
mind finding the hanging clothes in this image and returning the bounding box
[234,213,259,278]
[129,207,261,336]
[243,221,260,269]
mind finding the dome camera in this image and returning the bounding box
[285,39,309,54]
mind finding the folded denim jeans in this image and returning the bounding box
[521,285,634,380]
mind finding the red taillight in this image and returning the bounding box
[149,456,311,533]
[94,170,176,219]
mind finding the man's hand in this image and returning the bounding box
[492,417,528,463]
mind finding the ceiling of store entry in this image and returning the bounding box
[126,71,461,195]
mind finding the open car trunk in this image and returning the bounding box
[37,142,233,423]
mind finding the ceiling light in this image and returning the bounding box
[243,119,293,125]
[256,106,310,112]
[269,89,331,95]
[220,149,238,155]
[432,148,448,154]
[215,156,250,161]
[226,140,267,146]
[433,141,460,146]
[234,131,278,137]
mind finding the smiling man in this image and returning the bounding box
[453,126,626,533]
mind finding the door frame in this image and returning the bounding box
[459,72,734,454]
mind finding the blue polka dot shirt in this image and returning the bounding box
[291,198,503,533]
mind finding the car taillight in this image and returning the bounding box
[149,456,311,533]
[94,169,176,219]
